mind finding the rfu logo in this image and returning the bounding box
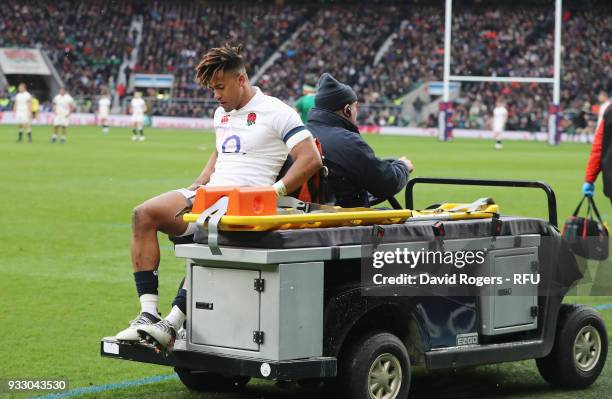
[221,115,230,124]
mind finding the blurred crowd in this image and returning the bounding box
[452,7,554,78]
[258,4,404,103]
[448,5,610,133]
[370,7,445,104]
[451,83,551,131]
[0,0,132,96]
[1,0,610,131]
[135,1,311,100]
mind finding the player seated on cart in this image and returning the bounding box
[115,44,322,346]
[117,61,412,347]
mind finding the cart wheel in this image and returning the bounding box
[536,305,608,389]
[174,368,250,392]
[338,332,410,399]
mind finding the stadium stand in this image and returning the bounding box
[258,5,403,101]
[371,7,445,104]
[257,3,408,126]
[136,1,311,118]
[0,0,132,97]
[449,5,554,131]
[0,0,609,131]
[451,4,610,133]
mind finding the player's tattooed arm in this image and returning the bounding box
[279,137,322,194]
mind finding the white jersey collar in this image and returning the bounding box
[233,87,264,113]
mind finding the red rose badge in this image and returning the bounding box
[247,112,257,126]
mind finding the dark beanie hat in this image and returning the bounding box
[314,73,357,112]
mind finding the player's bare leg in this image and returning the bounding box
[60,126,67,144]
[117,191,191,342]
[137,191,196,349]
[131,191,190,273]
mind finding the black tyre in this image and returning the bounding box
[338,332,411,399]
[174,368,250,392]
[536,305,608,389]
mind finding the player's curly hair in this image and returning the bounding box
[195,44,246,87]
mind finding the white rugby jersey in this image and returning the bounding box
[208,87,312,187]
[493,106,508,132]
[14,91,32,113]
[98,97,111,114]
[131,97,146,116]
[53,93,74,116]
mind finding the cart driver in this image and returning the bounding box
[307,73,413,207]
[114,44,322,347]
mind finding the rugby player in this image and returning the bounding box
[115,44,322,347]
[14,83,33,143]
[492,98,508,150]
[51,87,75,144]
[130,92,147,141]
[98,89,111,134]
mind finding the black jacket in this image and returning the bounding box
[307,107,409,207]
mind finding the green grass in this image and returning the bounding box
[0,125,610,399]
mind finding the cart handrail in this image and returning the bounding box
[405,177,558,227]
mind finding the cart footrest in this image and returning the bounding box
[100,337,337,380]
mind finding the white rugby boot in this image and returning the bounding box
[115,312,161,342]
[138,319,177,350]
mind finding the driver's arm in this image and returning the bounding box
[343,135,410,199]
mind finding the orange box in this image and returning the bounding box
[191,186,234,213]
[192,186,277,216]
[226,186,277,216]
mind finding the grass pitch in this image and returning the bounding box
[0,125,610,398]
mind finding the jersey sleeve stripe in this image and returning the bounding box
[286,129,312,150]
[282,125,308,143]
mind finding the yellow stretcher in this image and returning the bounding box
[183,201,500,232]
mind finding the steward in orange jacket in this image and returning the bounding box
[583,104,612,202]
